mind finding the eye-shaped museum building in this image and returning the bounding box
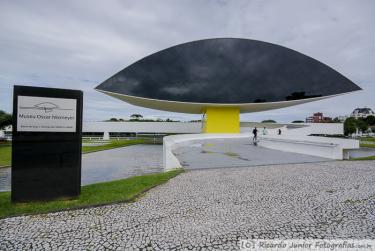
[95,38,361,133]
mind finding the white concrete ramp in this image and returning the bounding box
[173,138,330,170]
[163,123,359,170]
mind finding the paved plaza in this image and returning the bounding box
[174,138,330,169]
[1,160,375,250]
[1,138,373,191]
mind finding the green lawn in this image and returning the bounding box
[0,169,183,218]
[360,137,375,148]
[351,155,375,161]
[82,139,150,153]
[0,142,11,167]
[0,139,152,167]
[361,137,375,142]
[360,143,375,148]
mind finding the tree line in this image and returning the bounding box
[0,110,12,130]
[344,116,375,135]
[107,114,180,122]
[4,109,374,136]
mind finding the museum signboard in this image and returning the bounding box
[12,85,83,202]
[17,96,77,132]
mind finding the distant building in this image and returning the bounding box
[305,112,332,123]
[350,107,375,119]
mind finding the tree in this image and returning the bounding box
[130,114,143,120]
[356,119,368,133]
[109,118,118,122]
[364,115,375,126]
[292,120,304,123]
[0,110,12,130]
[261,119,276,123]
[165,118,179,122]
[344,117,356,135]
[332,117,341,123]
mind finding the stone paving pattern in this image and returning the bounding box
[1,161,375,250]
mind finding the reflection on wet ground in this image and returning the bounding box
[81,144,163,185]
[0,144,163,191]
[173,138,331,169]
[348,147,375,158]
[1,140,374,192]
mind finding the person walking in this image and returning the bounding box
[278,128,282,135]
[252,127,258,142]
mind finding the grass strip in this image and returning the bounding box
[360,137,375,142]
[360,143,375,148]
[0,143,11,167]
[350,155,375,161]
[0,169,183,219]
[82,139,150,154]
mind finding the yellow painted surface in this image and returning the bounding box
[203,107,240,133]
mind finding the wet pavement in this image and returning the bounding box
[348,147,375,158]
[173,138,331,169]
[0,167,10,192]
[81,144,163,185]
[0,144,163,191]
[1,139,374,191]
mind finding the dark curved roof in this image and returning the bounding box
[96,38,361,104]
[352,108,374,114]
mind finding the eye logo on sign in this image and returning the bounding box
[19,102,73,113]
[17,96,77,132]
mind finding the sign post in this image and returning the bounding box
[12,85,83,202]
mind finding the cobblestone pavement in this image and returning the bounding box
[1,161,375,250]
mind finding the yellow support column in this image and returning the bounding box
[203,107,240,133]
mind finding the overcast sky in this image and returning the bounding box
[0,0,374,122]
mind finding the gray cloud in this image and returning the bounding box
[0,0,374,122]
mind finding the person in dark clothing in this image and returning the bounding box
[252,127,258,142]
[278,128,282,135]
